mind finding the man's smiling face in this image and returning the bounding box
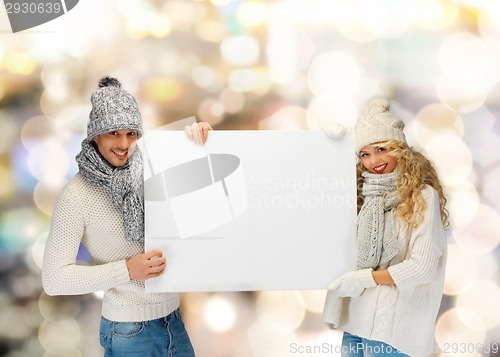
[92,129,138,167]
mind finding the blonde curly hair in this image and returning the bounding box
[356,140,449,229]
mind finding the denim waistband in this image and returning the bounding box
[101,308,180,324]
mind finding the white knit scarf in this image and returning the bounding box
[76,139,144,242]
[356,168,400,269]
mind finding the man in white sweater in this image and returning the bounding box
[42,76,211,356]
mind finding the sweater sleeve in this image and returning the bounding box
[387,187,446,292]
[42,185,131,296]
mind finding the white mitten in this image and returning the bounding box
[328,269,377,297]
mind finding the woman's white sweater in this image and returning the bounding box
[323,186,447,357]
[42,173,179,322]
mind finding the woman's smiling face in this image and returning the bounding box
[359,143,397,174]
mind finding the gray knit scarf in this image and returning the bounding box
[356,168,400,269]
[76,139,144,242]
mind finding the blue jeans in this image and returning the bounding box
[99,308,195,357]
[342,332,410,357]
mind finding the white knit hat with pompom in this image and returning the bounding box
[355,98,406,153]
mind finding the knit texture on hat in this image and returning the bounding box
[87,77,143,141]
[355,98,406,153]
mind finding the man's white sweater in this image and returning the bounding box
[323,186,447,357]
[42,173,179,322]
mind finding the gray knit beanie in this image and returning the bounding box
[355,98,406,153]
[87,77,143,141]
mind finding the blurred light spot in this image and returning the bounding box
[220,36,260,66]
[228,69,260,92]
[416,0,458,30]
[267,28,316,84]
[439,33,500,90]
[384,0,418,36]
[443,244,478,296]
[4,52,36,75]
[436,74,487,113]
[161,1,201,32]
[210,102,225,117]
[149,14,173,38]
[41,59,85,102]
[140,103,160,131]
[307,96,357,130]
[38,316,81,352]
[478,1,500,41]
[195,21,226,42]
[23,299,45,330]
[38,292,81,321]
[276,74,309,100]
[247,317,298,357]
[30,231,48,271]
[11,142,38,193]
[1,208,46,253]
[299,290,327,314]
[460,107,500,167]
[453,204,500,254]
[39,91,66,118]
[197,99,225,126]
[27,141,70,185]
[192,66,219,90]
[0,306,32,339]
[143,78,183,102]
[256,291,305,331]
[484,165,500,211]
[475,252,497,281]
[435,308,486,355]
[34,180,68,216]
[219,88,245,114]
[123,3,172,39]
[0,114,17,154]
[21,116,61,151]
[307,51,362,97]
[445,180,480,228]
[252,67,272,95]
[0,163,15,198]
[180,292,208,327]
[259,106,308,130]
[236,1,269,27]
[412,104,464,147]
[268,1,319,25]
[338,0,389,42]
[424,135,473,185]
[43,348,83,357]
[203,295,237,333]
[209,0,231,6]
[437,33,500,112]
[0,254,17,273]
[456,280,500,329]
[9,271,42,299]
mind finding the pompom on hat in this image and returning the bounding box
[87,76,143,141]
[355,98,406,153]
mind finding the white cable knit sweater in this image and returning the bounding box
[42,173,179,322]
[323,186,447,357]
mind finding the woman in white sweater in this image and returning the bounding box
[42,77,211,356]
[323,98,449,357]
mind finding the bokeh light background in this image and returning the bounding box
[1,0,500,356]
